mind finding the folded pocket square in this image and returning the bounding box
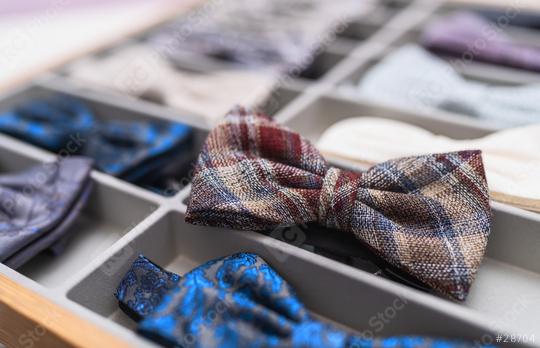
[0,157,93,269]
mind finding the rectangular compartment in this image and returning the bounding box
[297,50,347,81]
[280,96,540,339]
[251,202,540,341]
[0,83,210,197]
[58,41,310,128]
[281,94,494,143]
[332,44,539,129]
[67,210,503,345]
[388,10,540,85]
[0,143,159,288]
[355,0,412,29]
[339,22,386,42]
[338,44,535,90]
[258,86,302,117]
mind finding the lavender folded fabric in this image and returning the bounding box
[421,11,540,72]
[0,157,93,269]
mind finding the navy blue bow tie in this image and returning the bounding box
[0,96,194,195]
[83,119,192,182]
[0,97,94,151]
[0,157,93,269]
[116,253,493,348]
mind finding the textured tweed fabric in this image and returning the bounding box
[186,107,492,301]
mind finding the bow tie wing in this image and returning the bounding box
[138,253,309,347]
[85,120,191,179]
[0,97,94,152]
[186,107,327,230]
[322,150,491,301]
[115,255,182,321]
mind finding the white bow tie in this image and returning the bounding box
[67,45,275,125]
[356,45,540,128]
[318,117,540,212]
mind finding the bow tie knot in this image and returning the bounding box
[318,167,362,231]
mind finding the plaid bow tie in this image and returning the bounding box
[186,107,492,301]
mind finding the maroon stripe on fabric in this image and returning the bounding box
[461,151,488,181]
[290,130,302,166]
[239,122,250,154]
[261,125,285,159]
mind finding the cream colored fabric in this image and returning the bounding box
[318,117,540,212]
[67,45,276,125]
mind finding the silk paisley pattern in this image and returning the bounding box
[116,255,181,321]
[132,253,488,348]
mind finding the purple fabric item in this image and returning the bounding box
[421,11,540,72]
[4,181,93,269]
[0,157,93,269]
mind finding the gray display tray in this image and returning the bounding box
[1,0,538,347]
